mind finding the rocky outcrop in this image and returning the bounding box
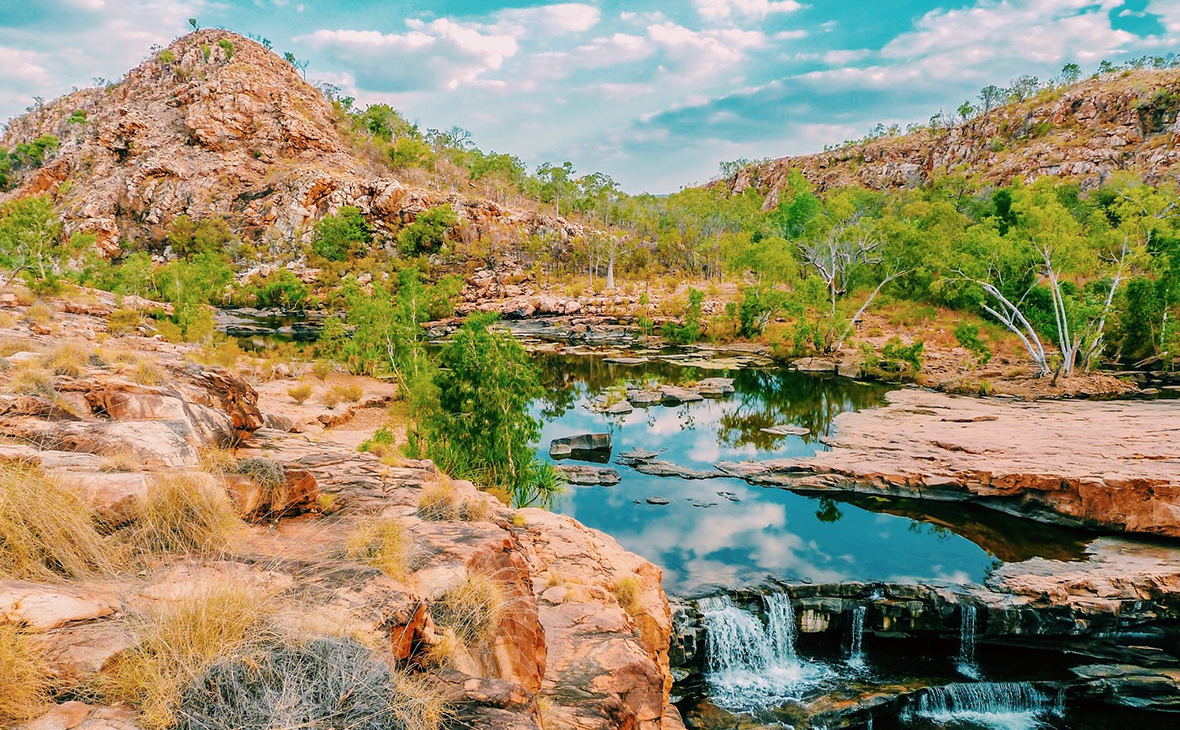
[719,389,1180,538]
[0,30,581,256]
[729,68,1180,203]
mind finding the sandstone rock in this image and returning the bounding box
[659,386,704,404]
[0,580,119,630]
[793,357,838,373]
[555,464,622,486]
[223,466,320,518]
[21,703,142,730]
[549,433,612,460]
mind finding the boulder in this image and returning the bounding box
[549,433,612,461]
[658,386,704,404]
[693,378,735,397]
[555,465,622,486]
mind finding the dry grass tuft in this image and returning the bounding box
[0,336,35,357]
[106,308,143,336]
[311,360,332,380]
[345,517,411,580]
[612,575,643,617]
[6,363,55,397]
[287,382,313,405]
[417,479,458,521]
[129,474,242,555]
[197,447,238,476]
[430,572,505,653]
[0,624,51,722]
[0,462,116,580]
[25,302,53,324]
[130,359,165,386]
[97,583,272,730]
[42,340,93,377]
[99,449,141,473]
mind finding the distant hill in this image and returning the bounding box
[0,29,575,256]
[727,68,1180,207]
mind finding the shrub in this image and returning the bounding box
[253,270,308,309]
[129,474,242,555]
[0,462,116,580]
[332,383,363,402]
[954,322,993,366]
[312,207,371,262]
[174,636,445,730]
[157,49,175,64]
[97,584,270,730]
[218,38,235,60]
[322,388,344,410]
[880,337,925,374]
[661,288,704,344]
[345,517,410,580]
[67,108,87,125]
[107,308,143,335]
[397,205,457,256]
[287,383,313,404]
[0,624,50,722]
[311,360,332,380]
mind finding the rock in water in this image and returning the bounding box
[549,433,612,461]
[556,464,622,486]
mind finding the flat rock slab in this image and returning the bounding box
[633,459,721,480]
[557,464,622,486]
[550,432,613,461]
[0,580,119,630]
[723,388,1180,538]
[627,390,664,406]
[761,424,811,437]
[659,386,704,404]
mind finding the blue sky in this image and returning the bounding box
[1,1,1177,192]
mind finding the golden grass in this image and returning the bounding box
[431,572,505,652]
[197,447,238,476]
[129,474,242,555]
[0,311,15,328]
[25,302,53,324]
[345,517,410,580]
[97,583,272,730]
[130,359,165,386]
[0,463,116,580]
[6,363,56,397]
[612,575,642,618]
[287,382,313,405]
[42,340,93,377]
[0,624,50,722]
[106,308,143,336]
[311,360,332,380]
[0,335,35,357]
[417,479,457,521]
[98,449,141,473]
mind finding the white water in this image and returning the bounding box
[909,682,1063,730]
[702,593,830,710]
[957,604,981,679]
[847,604,867,669]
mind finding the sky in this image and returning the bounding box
[0,1,1177,193]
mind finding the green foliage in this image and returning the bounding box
[67,109,87,125]
[737,286,785,338]
[217,39,234,61]
[312,207,371,262]
[167,216,237,260]
[877,337,925,377]
[0,196,86,284]
[0,136,59,190]
[662,288,704,344]
[396,205,457,256]
[252,270,308,309]
[158,253,232,339]
[417,314,557,506]
[954,322,993,365]
[157,49,175,65]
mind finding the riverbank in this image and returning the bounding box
[719,388,1180,538]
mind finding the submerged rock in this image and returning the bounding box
[556,464,622,486]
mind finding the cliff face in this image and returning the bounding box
[0,29,577,256]
[731,68,1180,206]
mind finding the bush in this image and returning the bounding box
[97,584,270,730]
[287,383,313,404]
[345,517,410,580]
[175,637,445,730]
[396,205,457,256]
[612,575,642,617]
[129,474,242,555]
[331,383,363,402]
[311,360,332,380]
[312,207,371,262]
[0,624,50,722]
[107,308,143,335]
[252,270,308,309]
[661,288,704,344]
[954,322,993,365]
[0,462,116,580]
[218,38,235,60]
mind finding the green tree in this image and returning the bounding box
[167,216,237,260]
[397,205,457,256]
[312,207,371,262]
[420,314,558,505]
[0,196,78,285]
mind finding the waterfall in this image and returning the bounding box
[846,604,866,669]
[701,593,828,710]
[957,604,980,678]
[908,682,1064,730]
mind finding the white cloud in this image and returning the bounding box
[299,20,519,91]
[495,3,601,35]
[1147,0,1180,32]
[822,48,869,65]
[694,0,804,22]
[648,22,767,80]
[0,46,54,89]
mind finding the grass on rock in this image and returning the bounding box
[0,624,51,723]
[129,474,242,555]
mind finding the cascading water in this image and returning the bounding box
[846,604,867,669]
[702,593,829,710]
[957,604,981,679]
[906,682,1064,730]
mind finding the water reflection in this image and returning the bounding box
[531,354,1091,597]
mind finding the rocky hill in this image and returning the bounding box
[730,68,1180,207]
[0,29,576,256]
